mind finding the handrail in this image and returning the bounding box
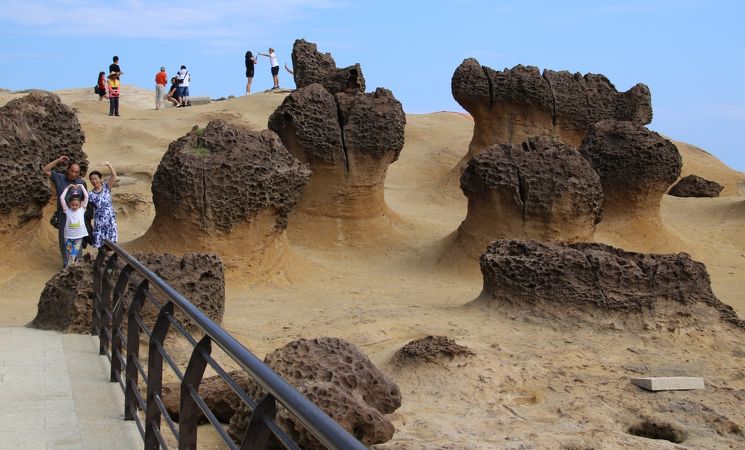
[92,240,367,450]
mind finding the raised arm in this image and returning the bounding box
[101,161,118,188]
[258,52,269,57]
[80,184,89,208]
[60,184,72,211]
[43,155,69,177]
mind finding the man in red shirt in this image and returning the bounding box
[155,67,168,110]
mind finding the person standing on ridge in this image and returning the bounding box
[155,66,168,109]
[245,51,257,95]
[176,65,191,107]
[109,56,123,77]
[107,72,121,116]
[259,48,280,90]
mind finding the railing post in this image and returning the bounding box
[124,279,148,420]
[145,301,174,450]
[91,248,108,336]
[179,336,212,450]
[110,264,134,383]
[99,253,119,356]
[241,393,278,450]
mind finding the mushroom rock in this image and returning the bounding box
[452,136,603,259]
[579,120,681,219]
[133,119,309,270]
[475,239,744,329]
[668,174,724,198]
[290,38,365,95]
[228,337,401,449]
[268,85,405,222]
[0,91,87,228]
[451,59,652,167]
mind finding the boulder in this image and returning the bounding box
[393,336,475,364]
[453,136,603,257]
[162,370,250,423]
[451,59,651,166]
[228,337,401,449]
[134,120,309,268]
[579,121,681,218]
[668,174,724,198]
[290,38,365,95]
[31,257,94,333]
[476,240,744,328]
[0,91,87,227]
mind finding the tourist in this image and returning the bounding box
[96,71,108,102]
[155,66,168,110]
[107,72,120,116]
[245,51,257,95]
[259,48,280,89]
[88,162,119,249]
[176,65,191,107]
[42,156,89,266]
[164,77,181,107]
[59,183,89,267]
[109,56,123,77]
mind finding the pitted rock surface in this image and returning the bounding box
[162,370,250,423]
[291,39,365,95]
[580,121,682,211]
[451,58,652,150]
[228,337,401,448]
[479,240,744,328]
[152,120,309,232]
[0,91,87,224]
[668,174,724,198]
[458,136,603,243]
[31,257,94,333]
[124,252,226,331]
[394,336,475,364]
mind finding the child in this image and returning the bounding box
[107,72,121,116]
[97,72,108,102]
[60,183,89,267]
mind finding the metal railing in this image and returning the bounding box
[91,240,367,450]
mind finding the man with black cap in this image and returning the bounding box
[42,155,91,267]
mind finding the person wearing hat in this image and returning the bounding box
[155,66,168,110]
[107,72,121,116]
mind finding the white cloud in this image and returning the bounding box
[0,0,340,39]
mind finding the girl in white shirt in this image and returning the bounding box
[60,184,89,267]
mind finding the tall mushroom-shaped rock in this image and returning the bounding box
[228,337,401,449]
[580,120,681,219]
[474,239,744,329]
[132,120,309,270]
[451,59,652,168]
[290,38,365,94]
[268,41,405,242]
[0,91,87,228]
[450,137,603,259]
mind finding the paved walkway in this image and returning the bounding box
[0,327,142,449]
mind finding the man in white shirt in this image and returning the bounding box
[259,48,280,90]
[176,65,191,106]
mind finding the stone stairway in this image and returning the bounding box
[0,327,141,449]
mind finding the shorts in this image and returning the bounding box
[271,65,279,76]
[246,68,255,78]
[176,86,189,97]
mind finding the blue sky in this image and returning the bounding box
[1,0,743,171]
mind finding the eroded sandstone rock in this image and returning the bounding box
[668,174,724,198]
[290,38,365,94]
[454,137,603,257]
[394,336,475,364]
[579,121,681,217]
[136,120,309,266]
[477,240,744,328]
[269,84,405,219]
[162,370,250,423]
[31,257,94,333]
[451,59,651,164]
[228,337,401,448]
[0,91,87,226]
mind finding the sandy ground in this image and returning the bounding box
[1,86,744,449]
